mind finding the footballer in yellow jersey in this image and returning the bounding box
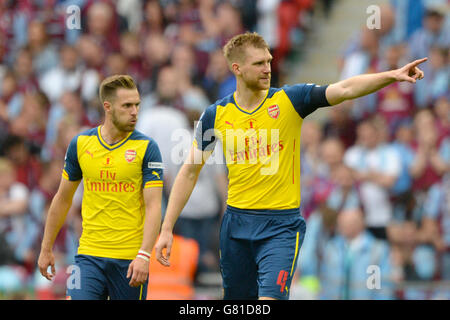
[38,75,164,300]
[155,32,426,300]
[193,83,329,210]
[191,81,329,300]
[62,126,164,260]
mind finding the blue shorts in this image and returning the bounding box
[219,206,306,300]
[66,254,147,300]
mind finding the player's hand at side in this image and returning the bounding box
[154,231,173,267]
[127,258,149,287]
[394,57,427,83]
[38,249,56,281]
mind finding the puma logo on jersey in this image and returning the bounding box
[152,171,161,179]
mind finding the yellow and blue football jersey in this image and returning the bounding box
[63,126,164,260]
[194,84,330,210]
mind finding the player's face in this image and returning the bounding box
[239,46,272,90]
[109,88,140,132]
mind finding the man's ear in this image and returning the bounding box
[231,62,241,76]
[103,100,111,112]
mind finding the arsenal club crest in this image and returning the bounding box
[125,149,137,163]
[268,104,280,119]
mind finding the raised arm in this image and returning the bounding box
[38,177,81,280]
[325,57,427,106]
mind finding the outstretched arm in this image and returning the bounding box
[325,57,427,106]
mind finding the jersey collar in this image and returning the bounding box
[96,126,134,151]
[232,89,269,115]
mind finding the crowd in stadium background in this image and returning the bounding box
[0,0,448,300]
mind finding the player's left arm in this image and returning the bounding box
[127,186,162,287]
[325,57,427,106]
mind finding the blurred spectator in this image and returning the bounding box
[118,32,142,82]
[171,43,202,87]
[76,34,106,80]
[0,1,30,64]
[389,120,416,222]
[344,119,401,240]
[274,0,315,80]
[178,73,211,119]
[27,19,59,77]
[340,28,380,120]
[298,164,361,281]
[203,49,236,101]
[147,234,199,300]
[408,5,449,61]
[3,135,42,190]
[376,44,415,138]
[0,157,32,274]
[216,2,245,46]
[43,90,91,161]
[141,34,172,96]
[139,0,166,37]
[317,137,345,178]
[0,71,24,125]
[39,44,97,104]
[13,47,39,94]
[319,208,394,300]
[433,95,450,141]
[44,116,83,163]
[410,109,449,192]
[105,52,129,77]
[339,4,397,72]
[256,0,281,52]
[414,45,448,109]
[9,91,49,153]
[137,66,190,191]
[300,121,323,219]
[421,173,450,281]
[301,136,346,220]
[233,0,258,31]
[390,0,425,42]
[340,27,380,80]
[116,0,143,33]
[322,100,357,148]
[84,0,120,54]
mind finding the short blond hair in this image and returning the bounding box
[223,32,269,65]
[99,74,137,103]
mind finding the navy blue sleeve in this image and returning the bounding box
[63,135,82,181]
[283,83,331,118]
[194,105,217,151]
[142,139,164,187]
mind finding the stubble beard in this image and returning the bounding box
[111,110,135,133]
[244,74,271,91]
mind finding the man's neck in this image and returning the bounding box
[101,122,130,145]
[234,83,268,111]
